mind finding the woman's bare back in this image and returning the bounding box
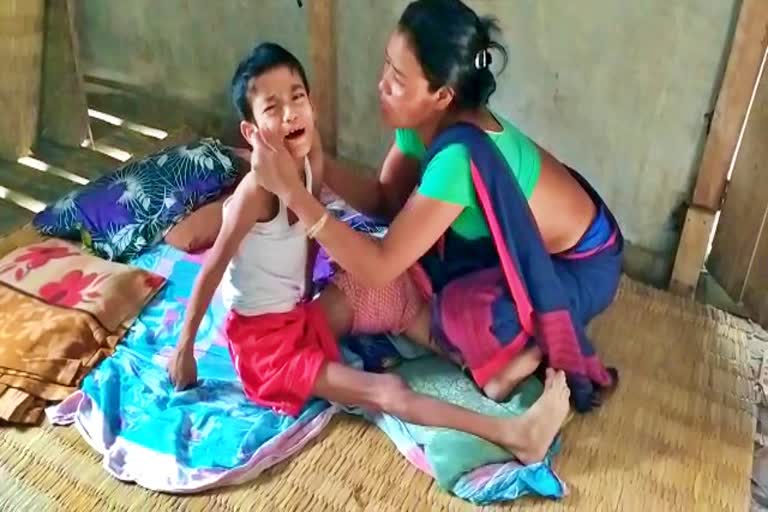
[464,109,596,254]
[529,148,596,254]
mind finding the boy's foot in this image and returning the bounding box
[483,346,543,401]
[503,368,571,465]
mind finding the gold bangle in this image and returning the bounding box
[306,211,330,239]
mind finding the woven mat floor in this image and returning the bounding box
[0,227,757,511]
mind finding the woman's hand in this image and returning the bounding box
[250,128,303,203]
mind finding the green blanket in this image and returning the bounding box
[393,356,544,488]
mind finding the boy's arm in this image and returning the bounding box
[176,173,274,352]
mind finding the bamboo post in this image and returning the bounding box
[309,0,337,155]
[0,0,45,159]
[39,0,91,148]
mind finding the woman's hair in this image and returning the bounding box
[230,42,310,122]
[398,0,508,110]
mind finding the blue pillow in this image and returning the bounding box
[33,138,240,261]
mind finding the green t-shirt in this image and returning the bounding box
[395,114,541,240]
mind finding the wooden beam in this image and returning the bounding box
[692,0,768,210]
[0,200,34,236]
[33,139,121,181]
[0,159,80,205]
[669,0,768,296]
[0,0,45,159]
[89,118,157,157]
[123,126,198,162]
[308,0,337,156]
[38,0,90,148]
[80,125,196,164]
[708,65,768,309]
[669,207,717,296]
[742,219,768,328]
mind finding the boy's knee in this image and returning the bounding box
[317,284,353,337]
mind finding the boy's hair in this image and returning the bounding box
[231,42,310,122]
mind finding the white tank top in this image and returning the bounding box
[220,159,313,316]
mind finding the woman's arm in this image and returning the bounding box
[305,142,326,299]
[287,186,462,288]
[322,144,421,221]
[254,127,461,288]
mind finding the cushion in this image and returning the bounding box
[0,239,165,424]
[165,195,228,253]
[0,239,165,331]
[32,138,240,261]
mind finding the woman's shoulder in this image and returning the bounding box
[492,113,541,157]
[396,112,534,162]
[397,127,479,160]
[492,112,529,140]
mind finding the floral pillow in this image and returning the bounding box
[32,138,240,261]
[0,239,165,332]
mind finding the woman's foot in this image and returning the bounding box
[483,346,543,402]
[502,368,571,465]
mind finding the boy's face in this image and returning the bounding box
[242,66,314,159]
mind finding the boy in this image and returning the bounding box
[168,43,568,464]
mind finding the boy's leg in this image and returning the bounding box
[401,303,460,361]
[312,361,570,465]
[318,272,544,401]
[316,283,354,338]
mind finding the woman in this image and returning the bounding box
[255,0,623,412]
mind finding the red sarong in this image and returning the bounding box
[224,301,340,416]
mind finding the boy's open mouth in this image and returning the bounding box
[285,127,306,141]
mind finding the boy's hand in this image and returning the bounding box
[167,345,198,390]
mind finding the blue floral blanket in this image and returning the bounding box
[48,221,564,503]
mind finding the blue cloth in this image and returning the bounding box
[57,244,332,491]
[571,203,612,254]
[51,210,571,502]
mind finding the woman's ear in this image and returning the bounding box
[434,86,455,112]
[240,121,258,147]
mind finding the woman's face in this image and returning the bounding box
[378,30,446,129]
